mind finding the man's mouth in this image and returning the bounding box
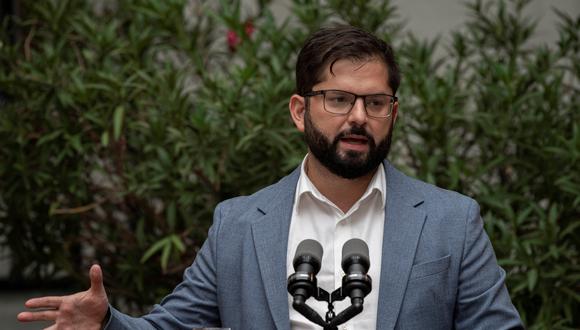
[340,135,369,145]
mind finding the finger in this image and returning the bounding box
[89,264,105,295]
[43,325,57,330]
[25,296,63,308]
[17,310,58,322]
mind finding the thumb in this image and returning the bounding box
[88,264,106,296]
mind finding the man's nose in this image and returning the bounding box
[347,97,368,125]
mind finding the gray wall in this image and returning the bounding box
[269,0,580,45]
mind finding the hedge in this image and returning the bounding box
[0,0,578,328]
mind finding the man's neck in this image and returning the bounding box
[305,154,377,213]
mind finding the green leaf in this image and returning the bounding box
[113,106,125,140]
[101,131,109,147]
[36,130,63,146]
[171,235,185,253]
[560,221,580,239]
[527,268,538,291]
[136,218,145,246]
[140,237,169,263]
[560,287,580,303]
[67,134,82,153]
[160,242,172,271]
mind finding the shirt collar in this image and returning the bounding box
[294,154,386,211]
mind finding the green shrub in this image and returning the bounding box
[0,0,578,327]
[393,2,580,327]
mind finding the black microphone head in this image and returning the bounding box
[341,238,370,273]
[293,239,323,274]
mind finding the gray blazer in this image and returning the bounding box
[106,161,523,329]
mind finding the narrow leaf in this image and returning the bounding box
[113,106,125,140]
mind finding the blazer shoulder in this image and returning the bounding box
[418,177,475,207]
[214,167,300,223]
[386,162,477,214]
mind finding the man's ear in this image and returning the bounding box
[391,101,399,125]
[289,94,306,132]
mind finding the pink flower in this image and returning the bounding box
[227,20,255,52]
[227,30,240,52]
[244,20,255,37]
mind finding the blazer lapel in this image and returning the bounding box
[377,163,427,330]
[251,170,300,330]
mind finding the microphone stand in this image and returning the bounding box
[291,274,371,330]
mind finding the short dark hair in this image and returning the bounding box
[295,25,400,96]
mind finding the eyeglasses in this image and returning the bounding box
[304,89,397,118]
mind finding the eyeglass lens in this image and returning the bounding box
[324,90,392,117]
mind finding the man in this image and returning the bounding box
[18,25,523,329]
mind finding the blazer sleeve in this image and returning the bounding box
[454,200,524,329]
[104,202,226,330]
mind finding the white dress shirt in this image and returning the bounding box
[287,156,386,330]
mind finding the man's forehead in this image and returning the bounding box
[318,57,389,81]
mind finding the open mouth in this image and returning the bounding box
[340,135,369,145]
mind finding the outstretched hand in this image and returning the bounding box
[17,264,109,330]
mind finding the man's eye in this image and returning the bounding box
[330,97,347,103]
[367,98,387,107]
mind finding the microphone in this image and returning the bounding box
[287,239,323,301]
[340,238,372,305]
[287,239,326,327]
[322,238,372,328]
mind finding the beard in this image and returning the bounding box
[304,110,393,179]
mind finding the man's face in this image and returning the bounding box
[290,58,398,179]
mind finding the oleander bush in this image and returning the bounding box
[0,0,578,328]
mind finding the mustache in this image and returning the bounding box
[334,125,372,141]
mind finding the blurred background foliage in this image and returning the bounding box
[0,0,578,328]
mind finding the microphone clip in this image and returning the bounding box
[288,265,372,330]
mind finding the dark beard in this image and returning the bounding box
[304,110,393,179]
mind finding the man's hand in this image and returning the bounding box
[17,264,109,330]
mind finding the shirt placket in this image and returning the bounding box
[334,210,356,330]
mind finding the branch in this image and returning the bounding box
[52,202,100,215]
